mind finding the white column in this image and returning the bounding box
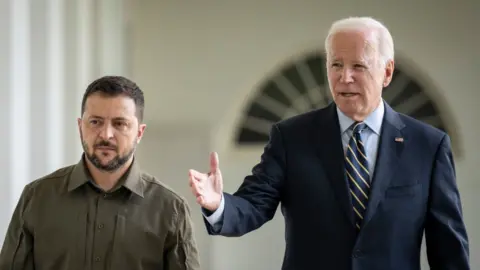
[0,0,14,241]
[29,0,67,177]
[10,0,31,214]
[0,0,31,244]
[76,0,95,92]
[97,0,129,76]
[30,0,48,179]
[45,0,65,172]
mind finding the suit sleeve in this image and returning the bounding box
[164,199,201,270]
[205,124,286,237]
[425,134,470,269]
[0,184,35,270]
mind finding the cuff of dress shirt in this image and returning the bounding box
[202,193,225,225]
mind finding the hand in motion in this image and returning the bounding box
[188,152,223,212]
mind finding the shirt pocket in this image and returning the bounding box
[109,214,167,270]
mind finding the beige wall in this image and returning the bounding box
[131,1,479,269]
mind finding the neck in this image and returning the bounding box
[85,157,133,191]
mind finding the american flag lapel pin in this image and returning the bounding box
[395,137,404,143]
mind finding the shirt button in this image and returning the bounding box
[98,224,104,229]
[95,256,101,262]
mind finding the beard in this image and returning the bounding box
[81,135,137,172]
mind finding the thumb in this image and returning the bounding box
[210,152,219,173]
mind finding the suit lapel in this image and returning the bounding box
[314,103,354,225]
[361,102,406,228]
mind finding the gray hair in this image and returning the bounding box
[325,17,394,67]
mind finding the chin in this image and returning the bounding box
[337,101,359,112]
[337,103,367,119]
[95,159,112,167]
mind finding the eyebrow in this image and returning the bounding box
[88,115,130,121]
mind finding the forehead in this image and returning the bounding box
[83,93,137,119]
[328,30,378,61]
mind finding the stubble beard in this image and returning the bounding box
[81,134,137,172]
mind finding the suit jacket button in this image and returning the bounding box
[353,249,363,258]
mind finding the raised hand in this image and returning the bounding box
[188,152,223,211]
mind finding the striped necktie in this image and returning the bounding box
[345,122,371,231]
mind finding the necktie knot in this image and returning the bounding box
[352,122,367,134]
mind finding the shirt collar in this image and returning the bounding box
[337,99,385,135]
[68,154,144,197]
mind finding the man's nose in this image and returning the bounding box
[99,124,114,139]
[340,68,354,83]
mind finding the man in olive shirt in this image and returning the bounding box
[0,76,201,270]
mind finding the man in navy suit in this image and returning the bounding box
[188,16,469,270]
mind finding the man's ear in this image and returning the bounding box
[137,124,147,143]
[383,59,395,87]
[77,118,82,134]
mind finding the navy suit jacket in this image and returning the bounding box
[205,102,469,270]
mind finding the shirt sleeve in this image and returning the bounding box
[0,184,35,270]
[201,193,225,232]
[164,199,201,270]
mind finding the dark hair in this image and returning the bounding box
[81,76,145,122]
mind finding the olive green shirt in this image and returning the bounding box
[0,157,201,270]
